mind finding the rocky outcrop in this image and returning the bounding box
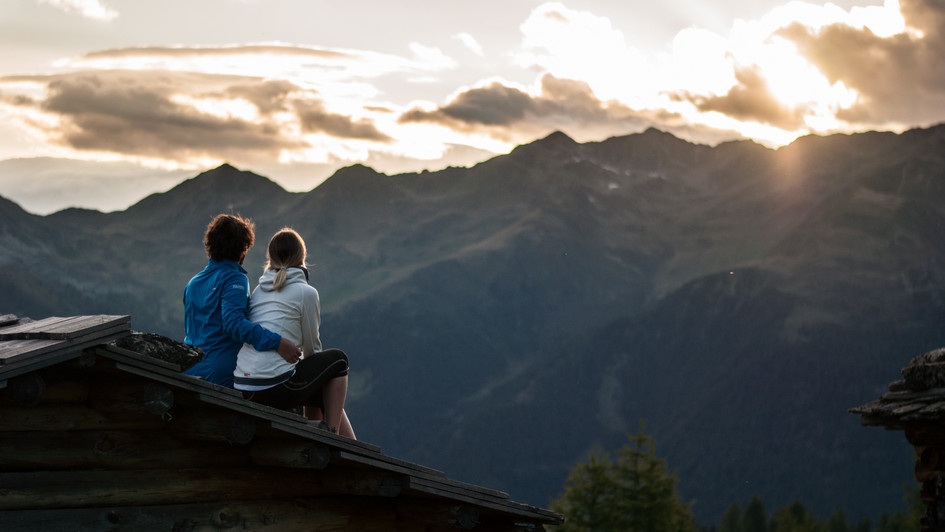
[113,332,203,371]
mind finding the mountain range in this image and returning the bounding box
[3,125,945,524]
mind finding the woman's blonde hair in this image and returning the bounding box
[265,228,307,291]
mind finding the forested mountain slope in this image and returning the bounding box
[3,125,944,523]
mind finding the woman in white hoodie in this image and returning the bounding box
[234,227,355,439]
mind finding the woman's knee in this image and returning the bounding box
[324,348,348,367]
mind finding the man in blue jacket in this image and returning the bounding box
[183,214,301,387]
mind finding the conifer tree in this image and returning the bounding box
[550,447,617,531]
[550,422,697,532]
[743,496,767,532]
[720,502,742,532]
[825,509,848,532]
[769,500,822,532]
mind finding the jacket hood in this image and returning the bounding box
[256,267,308,292]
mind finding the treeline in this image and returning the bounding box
[712,493,922,532]
[549,423,922,532]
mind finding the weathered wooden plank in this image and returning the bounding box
[200,391,312,424]
[196,389,384,455]
[0,316,75,336]
[0,315,130,341]
[1,326,130,368]
[0,468,345,510]
[0,372,45,405]
[0,498,413,532]
[0,404,165,432]
[100,343,182,372]
[0,331,129,377]
[168,405,257,445]
[880,387,945,402]
[405,477,563,524]
[48,315,130,336]
[329,449,555,524]
[0,348,89,379]
[0,430,248,471]
[309,468,404,498]
[395,500,480,530]
[0,314,20,327]
[0,338,64,362]
[37,377,91,403]
[250,439,332,469]
[100,353,243,398]
[88,380,174,415]
[330,450,456,489]
[892,402,929,416]
[267,417,383,455]
[0,475,526,530]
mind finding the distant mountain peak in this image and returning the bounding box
[318,164,387,190]
[506,130,582,164]
[531,130,578,151]
[540,130,576,144]
[213,162,238,172]
[198,162,247,180]
[190,163,279,187]
[333,163,384,178]
[635,127,700,147]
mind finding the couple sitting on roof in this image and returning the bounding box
[181,214,355,439]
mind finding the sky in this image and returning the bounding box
[1,0,943,214]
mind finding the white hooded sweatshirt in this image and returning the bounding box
[233,267,321,391]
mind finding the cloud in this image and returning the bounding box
[408,43,457,71]
[778,0,945,126]
[65,43,447,90]
[80,44,351,61]
[294,99,392,141]
[398,74,646,142]
[39,72,300,162]
[514,2,654,102]
[676,66,806,130]
[0,69,398,166]
[222,79,299,115]
[453,33,484,56]
[38,0,117,21]
[401,82,533,127]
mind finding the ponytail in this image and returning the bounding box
[272,266,288,291]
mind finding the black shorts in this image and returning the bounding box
[244,348,348,411]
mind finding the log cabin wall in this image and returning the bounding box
[0,315,562,531]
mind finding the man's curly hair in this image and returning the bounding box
[204,214,255,263]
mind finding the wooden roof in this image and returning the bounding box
[850,347,945,430]
[0,314,563,531]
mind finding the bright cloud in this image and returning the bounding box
[38,0,117,21]
[453,33,485,57]
[514,2,656,104]
[408,43,458,71]
[495,0,943,146]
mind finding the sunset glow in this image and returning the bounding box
[1,0,943,213]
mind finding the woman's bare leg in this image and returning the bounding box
[322,375,355,438]
[338,409,356,439]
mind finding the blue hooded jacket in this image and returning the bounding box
[183,258,281,387]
